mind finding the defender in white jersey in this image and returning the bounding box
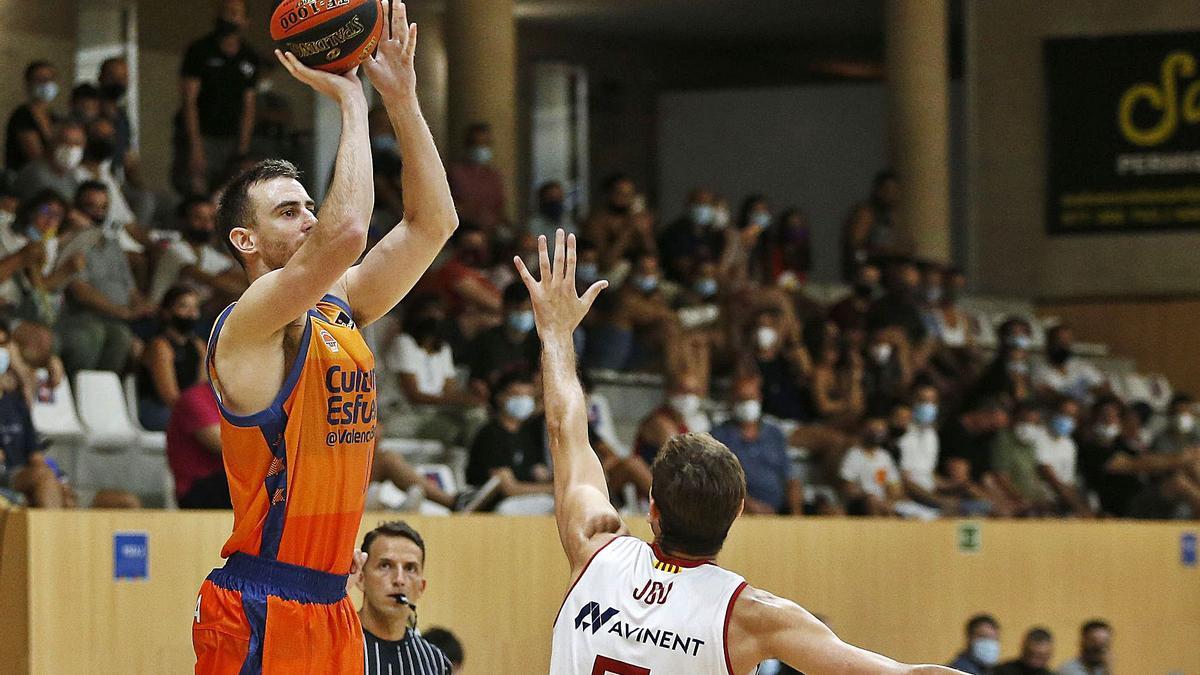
[514,231,964,675]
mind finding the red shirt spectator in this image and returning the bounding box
[166,383,226,507]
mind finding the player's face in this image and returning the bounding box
[245,177,317,272]
[360,537,427,618]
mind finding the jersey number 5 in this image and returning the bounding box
[591,655,650,675]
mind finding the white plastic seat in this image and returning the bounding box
[31,376,87,477]
[74,371,140,449]
[123,374,167,454]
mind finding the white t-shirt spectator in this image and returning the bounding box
[1035,433,1078,486]
[386,333,455,399]
[897,425,940,493]
[840,445,900,501]
[148,241,235,304]
[1032,358,1105,403]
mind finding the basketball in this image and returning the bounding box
[271,0,385,74]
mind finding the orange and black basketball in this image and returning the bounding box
[271,0,385,74]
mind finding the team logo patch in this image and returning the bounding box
[574,602,619,634]
[320,329,340,352]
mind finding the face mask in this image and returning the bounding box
[0,347,10,376]
[1175,412,1195,434]
[32,81,58,103]
[1007,334,1032,351]
[84,137,116,164]
[1048,345,1072,365]
[756,326,779,351]
[504,394,535,421]
[750,211,772,229]
[913,402,939,426]
[101,83,127,101]
[507,310,534,334]
[54,145,83,170]
[924,286,943,304]
[1051,414,1076,438]
[1094,423,1120,442]
[694,278,718,298]
[468,146,493,165]
[712,207,730,230]
[169,316,197,334]
[539,200,565,222]
[1007,360,1029,376]
[970,637,1001,666]
[634,275,658,294]
[690,204,715,226]
[871,342,893,365]
[184,227,211,245]
[1014,422,1040,445]
[371,135,398,153]
[734,399,761,423]
[214,18,241,37]
[577,262,599,285]
[669,393,700,417]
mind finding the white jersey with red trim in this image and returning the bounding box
[550,536,750,675]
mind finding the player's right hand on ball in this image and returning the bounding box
[514,229,607,337]
[275,49,364,105]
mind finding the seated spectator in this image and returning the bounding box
[422,627,464,674]
[467,281,539,401]
[1032,324,1107,405]
[97,57,133,169]
[828,263,880,335]
[809,330,866,428]
[1152,393,1200,455]
[137,286,206,431]
[385,312,486,446]
[863,327,915,413]
[58,191,156,376]
[948,613,1002,675]
[14,120,84,201]
[990,404,1056,516]
[166,382,230,509]
[76,118,138,232]
[465,372,553,512]
[719,194,772,284]
[69,83,102,125]
[1058,620,1112,675]
[895,385,990,516]
[369,444,458,512]
[634,372,711,465]
[659,187,722,283]
[148,195,243,313]
[969,319,1035,409]
[6,60,59,172]
[932,267,974,350]
[759,207,812,287]
[711,376,802,515]
[447,122,509,237]
[0,320,67,507]
[417,225,501,341]
[994,627,1054,675]
[74,178,151,296]
[940,398,1013,515]
[867,260,928,347]
[528,180,576,249]
[1034,398,1093,516]
[748,307,813,422]
[582,173,656,274]
[839,414,937,518]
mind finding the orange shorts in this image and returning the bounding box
[192,553,364,675]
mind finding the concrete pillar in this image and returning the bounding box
[410,8,448,154]
[446,0,518,220]
[885,0,951,263]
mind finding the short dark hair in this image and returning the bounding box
[361,520,426,563]
[71,83,100,102]
[651,433,746,557]
[75,180,108,204]
[966,614,999,637]
[177,194,213,219]
[537,181,561,201]
[216,159,301,267]
[422,627,463,665]
[1025,627,1053,644]
[502,280,530,309]
[1170,393,1193,410]
[15,189,68,231]
[1081,619,1111,635]
[24,61,52,83]
[601,173,631,194]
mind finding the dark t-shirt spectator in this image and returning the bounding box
[940,417,996,482]
[166,384,224,501]
[757,354,811,422]
[5,104,51,171]
[659,217,723,282]
[468,325,539,392]
[178,33,259,138]
[466,418,544,487]
[1080,436,1145,517]
[711,420,793,513]
[0,388,38,470]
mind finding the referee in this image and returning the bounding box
[357,521,453,675]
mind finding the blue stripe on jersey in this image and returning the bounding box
[258,410,290,561]
[238,593,268,675]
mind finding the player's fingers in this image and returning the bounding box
[553,229,566,281]
[565,233,577,288]
[275,50,298,77]
[580,280,609,309]
[538,234,551,280]
[514,255,538,289]
[395,1,409,45]
[406,23,418,60]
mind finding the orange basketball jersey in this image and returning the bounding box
[207,294,376,574]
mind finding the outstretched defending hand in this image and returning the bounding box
[362,0,419,105]
[514,230,608,338]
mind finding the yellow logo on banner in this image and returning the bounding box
[1118,51,1200,147]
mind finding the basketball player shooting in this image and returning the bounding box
[516,231,963,674]
[191,3,456,673]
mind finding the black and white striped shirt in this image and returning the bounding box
[363,627,452,675]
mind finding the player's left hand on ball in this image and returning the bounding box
[514,230,608,335]
[363,0,418,102]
